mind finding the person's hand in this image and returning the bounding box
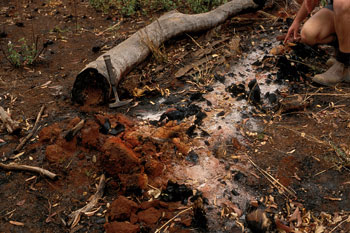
[284,21,301,43]
[305,0,319,13]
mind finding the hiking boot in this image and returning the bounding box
[312,60,345,86]
[344,66,350,83]
[326,57,336,67]
[324,57,350,82]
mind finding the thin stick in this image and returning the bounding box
[0,162,57,180]
[278,125,350,166]
[96,21,121,36]
[68,174,106,228]
[246,155,297,199]
[154,207,192,233]
[301,93,350,97]
[0,42,16,66]
[186,33,203,50]
[330,215,350,233]
[257,10,279,19]
[314,165,338,177]
[277,125,326,145]
[15,105,45,152]
[64,119,85,141]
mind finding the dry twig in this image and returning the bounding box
[15,105,45,152]
[68,174,106,228]
[63,119,85,141]
[246,155,297,199]
[0,162,57,180]
[330,215,350,233]
[154,207,192,233]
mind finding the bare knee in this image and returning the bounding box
[301,24,318,46]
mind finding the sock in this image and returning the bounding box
[336,49,350,67]
[329,36,338,49]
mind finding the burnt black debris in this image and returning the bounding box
[233,171,247,182]
[92,46,101,53]
[246,207,274,233]
[186,150,199,164]
[99,119,125,135]
[205,86,214,92]
[264,92,278,104]
[43,40,54,48]
[275,56,301,83]
[100,118,111,134]
[214,74,225,84]
[206,99,212,106]
[160,181,193,205]
[191,195,208,231]
[231,189,239,196]
[186,125,197,138]
[159,109,185,122]
[275,42,328,84]
[159,104,203,123]
[15,22,24,27]
[226,83,246,100]
[194,111,207,125]
[190,92,205,102]
[200,129,210,137]
[217,111,225,117]
[110,123,125,136]
[248,79,261,104]
[163,95,183,105]
[0,31,7,38]
[291,42,326,59]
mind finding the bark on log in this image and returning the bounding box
[71,0,265,105]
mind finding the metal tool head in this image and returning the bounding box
[109,99,133,108]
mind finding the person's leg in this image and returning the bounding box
[333,0,350,53]
[312,0,350,86]
[301,8,335,46]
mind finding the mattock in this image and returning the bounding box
[103,55,133,108]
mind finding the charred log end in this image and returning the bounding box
[71,68,111,106]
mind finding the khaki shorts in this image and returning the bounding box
[325,4,333,10]
[325,0,333,10]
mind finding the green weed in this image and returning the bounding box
[6,38,37,67]
[186,0,227,13]
[88,0,227,16]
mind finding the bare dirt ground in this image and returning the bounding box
[1,0,350,233]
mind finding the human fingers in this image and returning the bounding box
[284,30,292,43]
[293,29,299,40]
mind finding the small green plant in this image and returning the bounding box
[1,37,44,67]
[320,0,327,6]
[88,0,225,16]
[186,0,228,13]
[7,38,37,67]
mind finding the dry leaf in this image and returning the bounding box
[9,220,24,226]
[16,200,26,206]
[315,225,325,233]
[270,45,285,56]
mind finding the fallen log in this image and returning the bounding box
[71,0,265,106]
